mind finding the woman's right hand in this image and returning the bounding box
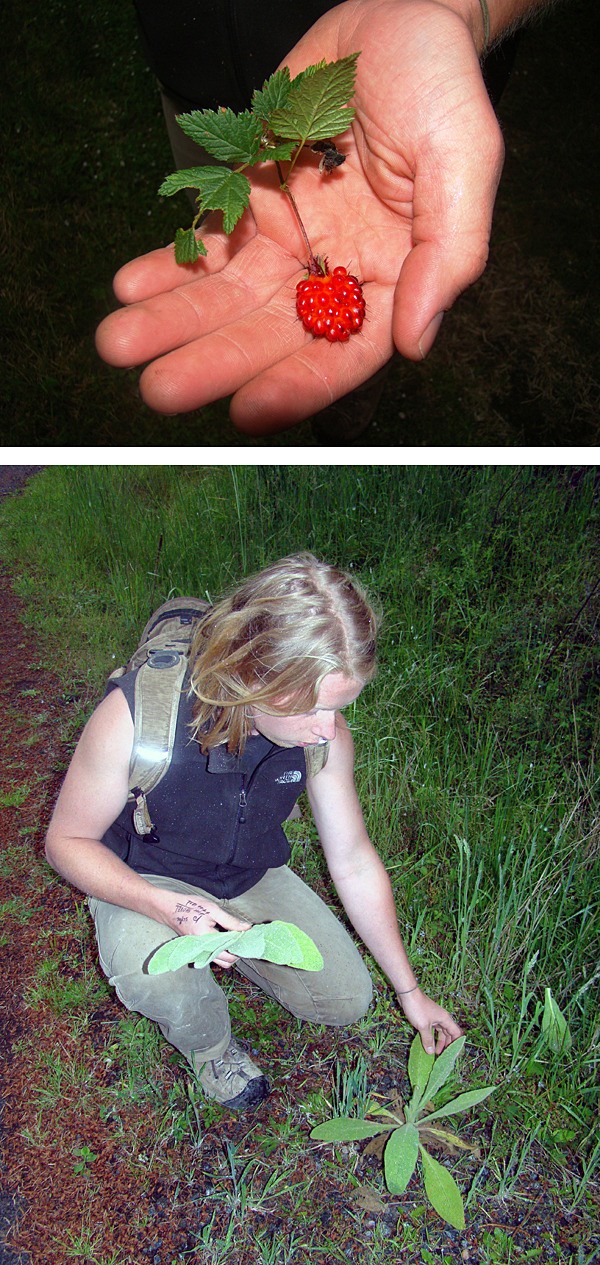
[156,889,252,969]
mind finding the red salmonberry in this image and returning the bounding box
[296,264,365,343]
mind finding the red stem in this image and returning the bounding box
[276,161,320,273]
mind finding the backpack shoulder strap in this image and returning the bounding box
[304,741,330,778]
[109,597,211,835]
[129,650,189,797]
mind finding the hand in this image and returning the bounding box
[398,987,463,1054]
[95,0,504,435]
[161,893,251,969]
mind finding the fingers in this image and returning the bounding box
[213,950,241,969]
[111,215,257,305]
[96,236,299,369]
[230,282,395,433]
[134,277,393,424]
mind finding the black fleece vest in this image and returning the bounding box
[102,671,307,898]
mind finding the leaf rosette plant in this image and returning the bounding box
[311,1034,497,1229]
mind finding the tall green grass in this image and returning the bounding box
[1,465,598,1173]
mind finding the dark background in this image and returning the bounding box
[2,0,598,447]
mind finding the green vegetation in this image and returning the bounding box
[312,1033,497,1228]
[0,465,598,1262]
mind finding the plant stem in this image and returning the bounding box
[276,161,320,272]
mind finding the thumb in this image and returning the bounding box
[421,1027,436,1056]
[392,234,490,362]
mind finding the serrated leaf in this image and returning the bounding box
[384,1124,419,1195]
[173,227,207,264]
[269,54,358,146]
[408,1033,436,1095]
[159,167,213,198]
[257,140,297,163]
[418,1036,466,1108]
[176,108,262,164]
[419,1145,465,1230]
[311,1118,389,1142]
[251,68,292,119]
[190,166,252,233]
[419,1085,496,1124]
[542,987,572,1054]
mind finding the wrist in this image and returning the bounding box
[432,0,488,55]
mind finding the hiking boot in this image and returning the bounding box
[195,1038,270,1110]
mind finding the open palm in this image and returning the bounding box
[96,0,504,435]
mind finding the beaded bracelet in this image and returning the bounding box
[478,0,491,55]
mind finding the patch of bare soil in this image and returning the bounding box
[0,471,598,1264]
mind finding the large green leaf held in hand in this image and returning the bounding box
[147,920,324,975]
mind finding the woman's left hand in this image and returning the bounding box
[398,987,463,1054]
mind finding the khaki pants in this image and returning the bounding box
[88,867,372,1067]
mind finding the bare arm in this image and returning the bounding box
[45,688,250,961]
[307,715,462,1052]
[443,0,561,52]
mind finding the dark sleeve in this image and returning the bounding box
[105,670,137,719]
[132,0,335,112]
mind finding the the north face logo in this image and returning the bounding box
[275,770,303,784]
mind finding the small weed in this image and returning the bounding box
[0,781,31,808]
[312,1033,496,1229]
[73,1144,98,1176]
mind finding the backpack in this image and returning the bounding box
[108,597,330,839]
[109,597,211,836]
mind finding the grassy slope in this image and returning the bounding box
[0,467,598,1263]
[1,1,598,446]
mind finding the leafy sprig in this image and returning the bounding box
[158,54,359,264]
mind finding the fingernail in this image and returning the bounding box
[419,312,444,359]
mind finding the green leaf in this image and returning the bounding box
[383,1124,419,1194]
[419,1145,465,1230]
[147,920,323,975]
[251,68,292,120]
[257,140,297,164]
[408,1033,435,1096]
[188,166,252,234]
[419,1084,496,1124]
[311,1118,389,1142]
[176,108,262,164]
[269,54,358,146]
[259,921,324,970]
[159,167,213,198]
[148,931,241,974]
[173,227,207,264]
[542,987,572,1055]
[418,1036,466,1108]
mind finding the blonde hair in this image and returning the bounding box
[189,553,378,753]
